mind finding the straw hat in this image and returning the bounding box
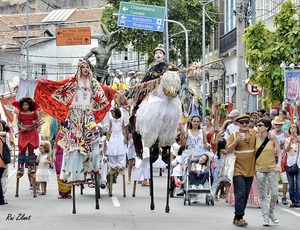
[273,116,284,125]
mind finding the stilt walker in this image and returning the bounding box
[34,60,115,213]
[136,71,181,212]
[12,97,43,198]
[105,107,128,198]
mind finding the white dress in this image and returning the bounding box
[36,154,51,182]
[136,83,181,148]
[106,118,127,156]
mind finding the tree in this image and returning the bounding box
[101,0,219,66]
[243,0,300,107]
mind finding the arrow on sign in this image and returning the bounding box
[121,15,126,20]
[157,26,161,30]
[122,6,128,12]
[85,38,89,43]
[57,31,62,36]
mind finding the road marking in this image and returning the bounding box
[111,197,120,207]
[282,208,300,217]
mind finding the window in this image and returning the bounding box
[41,64,46,77]
[112,50,116,61]
[0,65,4,83]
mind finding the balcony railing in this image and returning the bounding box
[219,28,237,55]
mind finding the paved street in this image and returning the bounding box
[1,163,300,230]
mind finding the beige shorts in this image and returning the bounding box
[281,171,288,184]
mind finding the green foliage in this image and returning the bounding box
[244,0,300,107]
[101,0,219,67]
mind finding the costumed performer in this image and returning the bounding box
[130,44,178,159]
[105,107,127,173]
[11,97,42,174]
[136,70,181,150]
[34,60,115,184]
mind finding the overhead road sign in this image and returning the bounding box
[117,2,166,32]
[56,27,91,46]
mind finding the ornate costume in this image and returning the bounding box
[34,61,116,184]
[136,71,181,148]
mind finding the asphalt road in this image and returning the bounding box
[1,164,300,230]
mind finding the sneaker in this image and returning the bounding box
[198,184,203,189]
[263,218,269,226]
[30,168,35,173]
[18,168,24,174]
[269,213,279,224]
[29,184,33,190]
[282,197,288,205]
[233,219,248,227]
[290,203,297,208]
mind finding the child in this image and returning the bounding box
[214,138,230,202]
[171,145,185,187]
[36,141,51,195]
[189,154,209,189]
[126,132,135,184]
[12,97,42,174]
[106,107,127,172]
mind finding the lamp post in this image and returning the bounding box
[165,19,189,68]
[201,0,214,125]
[26,0,29,80]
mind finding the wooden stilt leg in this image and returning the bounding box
[15,163,20,197]
[95,173,100,210]
[132,181,136,197]
[165,147,171,213]
[72,185,76,214]
[150,149,155,210]
[32,165,37,198]
[123,174,126,197]
[109,169,114,197]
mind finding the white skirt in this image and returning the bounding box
[106,134,127,156]
[36,168,51,182]
[136,93,181,148]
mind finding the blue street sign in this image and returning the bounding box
[117,14,164,32]
[117,2,166,32]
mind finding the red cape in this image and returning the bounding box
[34,78,115,123]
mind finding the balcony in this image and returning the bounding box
[219,28,237,55]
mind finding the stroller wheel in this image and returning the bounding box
[184,196,188,205]
[210,194,214,206]
[205,194,210,206]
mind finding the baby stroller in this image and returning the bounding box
[182,150,214,206]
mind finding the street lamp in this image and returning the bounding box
[201,0,214,125]
[165,19,189,68]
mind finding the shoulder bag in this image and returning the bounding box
[286,147,299,175]
[224,132,237,180]
[255,136,270,160]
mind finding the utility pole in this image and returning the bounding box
[235,0,247,113]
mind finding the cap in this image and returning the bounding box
[235,114,250,122]
[153,44,166,55]
[228,109,240,118]
[273,116,284,125]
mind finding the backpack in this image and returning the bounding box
[0,138,11,164]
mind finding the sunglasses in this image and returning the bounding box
[238,121,249,125]
[256,124,265,127]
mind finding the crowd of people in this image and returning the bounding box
[0,43,299,229]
